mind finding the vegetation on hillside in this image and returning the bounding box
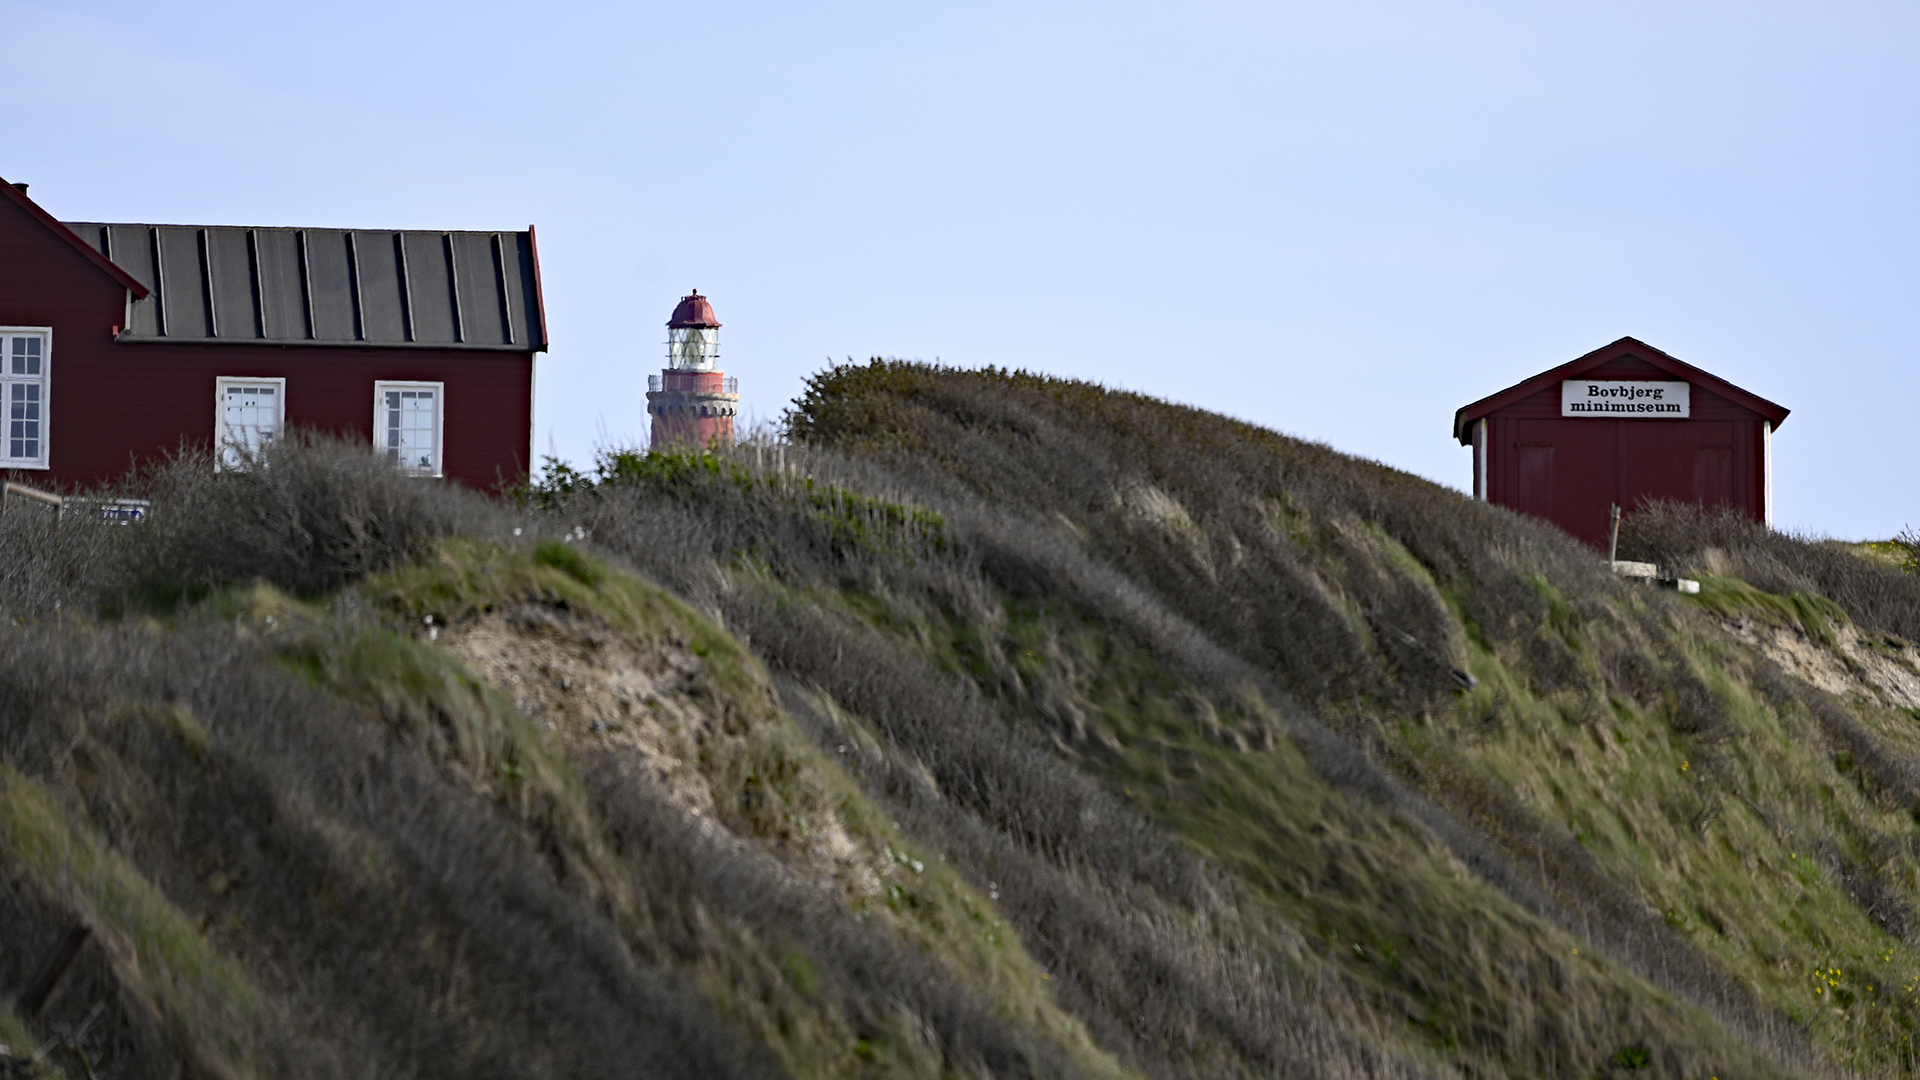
[3,365,1920,1079]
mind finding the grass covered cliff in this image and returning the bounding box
[5,361,1920,1079]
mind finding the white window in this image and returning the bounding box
[0,327,51,469]
[215,377,285,469]
[375,381,444,476]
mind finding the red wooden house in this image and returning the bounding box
[1453,337,1789,549]
[0,177,546,491]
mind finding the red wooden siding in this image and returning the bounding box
[56,344,532,490]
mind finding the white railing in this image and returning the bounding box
[3,481,62,519]
[649,373,739,395]
[0,483,149,524]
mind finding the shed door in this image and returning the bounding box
[1693,447,1733,508]
[1507,420,1616,548]
[1516,445,1553,518]
[1618,421,1736,514]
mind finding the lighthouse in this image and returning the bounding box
[646,289,740,449]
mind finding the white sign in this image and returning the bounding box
[1561,380,1690,418]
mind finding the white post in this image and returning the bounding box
[1762,421,1774,528]
[1473,419,1488,500]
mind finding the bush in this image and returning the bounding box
[1620,501,1920,640]
[0,479,127,616]
[117,432,512,608]
[0,433,520,619]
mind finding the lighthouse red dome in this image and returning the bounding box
[667,290,721,329]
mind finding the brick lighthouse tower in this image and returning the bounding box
[646,289,740,449]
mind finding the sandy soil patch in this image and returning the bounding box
[435,602,881,896]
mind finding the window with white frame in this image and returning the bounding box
[0,328,51,469]
[215,377,285,469]
[375,381,443,476]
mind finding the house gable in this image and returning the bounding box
[1452,337,1789,443]
[0,180,149,302]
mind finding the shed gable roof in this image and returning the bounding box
[62,221,547,353]
[0,179,151,298]
[1452,337,1789,443]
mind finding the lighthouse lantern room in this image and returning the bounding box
[647,289,740,449]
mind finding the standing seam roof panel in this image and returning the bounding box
[103,225,156,293]
[104,226,161,336]
[401,232,456,344]
[451,232,507,346]
[350,232,406,344]
[301,230,358,342]
[505,235,536,347]
[154,228,209,339]
[205,229,256,339]
[252,230,307,340]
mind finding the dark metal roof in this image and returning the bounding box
[666,290,720,329]
[61,222,547,352]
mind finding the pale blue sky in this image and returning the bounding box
[5,0,1914,537]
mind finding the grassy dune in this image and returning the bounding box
[4,364,1920,1077]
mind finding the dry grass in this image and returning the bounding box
[5,368,1919,1077]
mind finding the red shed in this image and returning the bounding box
[0,177,547,492]
[1453,337,1789,549]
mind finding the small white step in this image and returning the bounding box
[1610,561,1699,594]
